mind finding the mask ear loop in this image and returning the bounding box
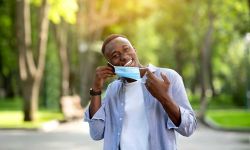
[107,62,114,67]
[107,62,115,72]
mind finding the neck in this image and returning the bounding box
[125,78,136,83]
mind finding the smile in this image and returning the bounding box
[124,59,133,67]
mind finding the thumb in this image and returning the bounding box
[145,68,154,77]
[161,72,170,84]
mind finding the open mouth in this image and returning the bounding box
[124,59,133,67]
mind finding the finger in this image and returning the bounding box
[160,72,170,84]
[98,70,115,75]
[97,66,114,72]
[145,79,153,88]
[96,72,114,80]
[144,80,150,90]
[102,74,114,79]
[105,67,115,73]
[107,66,115,72]
[145,68,156,79]
[97,71,115,77]
[146,78,153,85]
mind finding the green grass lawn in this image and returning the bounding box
[206,109,250,129]
[0,110,64,129]
[0,98,64,129]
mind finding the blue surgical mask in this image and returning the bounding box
[114,66,141,80]
[108,62,141,80]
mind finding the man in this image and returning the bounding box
[84,34,197,150]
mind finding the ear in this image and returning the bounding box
[133,47,136,52]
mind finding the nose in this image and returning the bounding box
[120,53,129,64]
[120,53,126,61]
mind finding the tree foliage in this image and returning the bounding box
[0,0,249,121]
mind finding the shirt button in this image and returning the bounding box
[119,118,122,121]
[121,103,124,106]
[118,132,120,136]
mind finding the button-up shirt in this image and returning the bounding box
[84,64,197,150]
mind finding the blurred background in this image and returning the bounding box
[0,0,250,149]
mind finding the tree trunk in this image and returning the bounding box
[53,22,70,96]
[199,0,214,120]
[208,53,216,96]
[172,38,183,76]
[16,0,49,121]
[80,50,98,106]
[190,66,200,94]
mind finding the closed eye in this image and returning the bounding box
[112,53,120,59]
[123,46,130,52]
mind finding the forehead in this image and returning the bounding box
[104,37,132,54]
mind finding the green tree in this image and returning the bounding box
[0,0,19,98]
[16,0,50,121]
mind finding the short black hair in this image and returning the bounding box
[101,34,127,54]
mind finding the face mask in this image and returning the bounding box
[108,62,141,80]
[114,66,141,80]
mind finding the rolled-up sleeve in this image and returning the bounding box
[84,103,106,140]
[84,84,113,140]
[166,71,197,137]
[166,106,197,137]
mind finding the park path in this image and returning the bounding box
[0,120,249,150]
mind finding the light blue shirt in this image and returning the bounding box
[84,64,197,150]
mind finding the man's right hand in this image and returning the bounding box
[92,66,115,91]
[89,66,114,118]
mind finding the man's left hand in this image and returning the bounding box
[145,69,170,103]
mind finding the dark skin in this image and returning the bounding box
[89,37,181,126]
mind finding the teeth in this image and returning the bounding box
[124,59,132,66]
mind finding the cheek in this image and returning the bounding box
[130,52,138,60]
[111,59,120,66]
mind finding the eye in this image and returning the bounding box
[124,47,130,51]
[112,54,120,59]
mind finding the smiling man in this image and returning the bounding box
[84,34,197,150]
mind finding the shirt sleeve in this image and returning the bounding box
[84,84,112,140]
[166,72,197,137]
[84,103,106,140]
